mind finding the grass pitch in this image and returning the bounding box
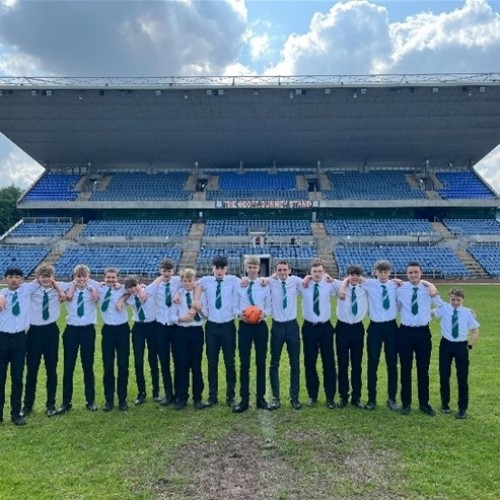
[0,284,498,499]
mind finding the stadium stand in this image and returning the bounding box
[324,219,436,237]
[323,171,427,200]
[21,173,81,202]
[80,219,191,238]
[195,244,317,275]
[335,246,470,278]
[90,172,192,201]
[0,246,50,276]
[436,172,496,199]
[203,219,312,237]
[442,218,500,235]
[467,245,500,278]
[7,221,73,238]
[54,246,183,278]
[206,171,309,200]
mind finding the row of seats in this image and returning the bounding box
[324,171,427,200]
[0,246,50,276]
[7,222,73,238]
[80,220,191,238]
[324,219,436,237]
[203,219,312,236]
[467,245,500,277]
[442,218,500,235]
[206,189,309,200]
[90,172,191,201]
[217,172,298,190]
[335,246,470,278]
[22,174,81,202]
[20,170,498,203]
[437,172,495,199]
[55,246,182,278]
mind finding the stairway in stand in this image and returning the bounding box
[178,222,205,270]
[311,222,338,277]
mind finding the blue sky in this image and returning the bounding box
[0,0,499,191]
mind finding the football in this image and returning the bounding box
[243,305,262,324]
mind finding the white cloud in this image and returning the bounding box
[266,0,392,75]
[249,32,271,60]
[385,0,500,73]
[0,144,43,189]
[475,144,500,195]
[0,1,248,76]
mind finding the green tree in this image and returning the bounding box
[0,185,22,234]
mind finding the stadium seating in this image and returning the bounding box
[80,219,191,238]
[90,172,192,201]
[0,246,50,276]
[324,219,435,237]
[468,245,500,277]
[7,221,73,238]
[334,246,470,278]
[436,172,495,199]
[196,244,317,274]
[22,173,81,202]
[323,171,427,200]
[54,246,182,278]
[203,219,312,236]
[442,218,500,235]
[206,172,308,200]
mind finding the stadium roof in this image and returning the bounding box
[0,73,499,171]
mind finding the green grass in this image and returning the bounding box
[0,285,499,499]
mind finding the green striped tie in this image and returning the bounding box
[135,296,146,322]
[77,291,84,317]
[42,290,50,320]
[101,287,112,312]
[12,291,20,316]
[313,283,320,316]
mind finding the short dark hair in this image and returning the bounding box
[406,261,422,271]
[449,287,465,299]
[212,255,228,268]
[4,266,23,277]
[160,258,175,271]
[346,264,363,276]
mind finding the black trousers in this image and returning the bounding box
[270,319,300,401]
[399,324,432,407]
[336,320,364,403]
[62,324,96,406]
[175,326,205,403]
[131,321,159,397]
[205,320,236,401]
[102,322,130,404]
[366,319,398,403]
[439,338,469,411]
[156,323,175,399]
[24,322,59,409]
[238,320,268,402]
[301,320,336,401]
[0,331,26,419]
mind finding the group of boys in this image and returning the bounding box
[0,254,479,426]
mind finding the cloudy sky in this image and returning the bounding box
[0,0,499,192]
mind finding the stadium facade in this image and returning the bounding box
[0,73,499,279]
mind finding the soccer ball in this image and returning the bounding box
[243,305,262,324]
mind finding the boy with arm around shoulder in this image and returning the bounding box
[432,287,479,419]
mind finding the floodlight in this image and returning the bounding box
[360,88,367,95]
[479,86,485,93]
[432,87,439,93]
[45,90,53,97]
[324,88,331,95]
[155,90,162,96]
[31,90,37,96]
